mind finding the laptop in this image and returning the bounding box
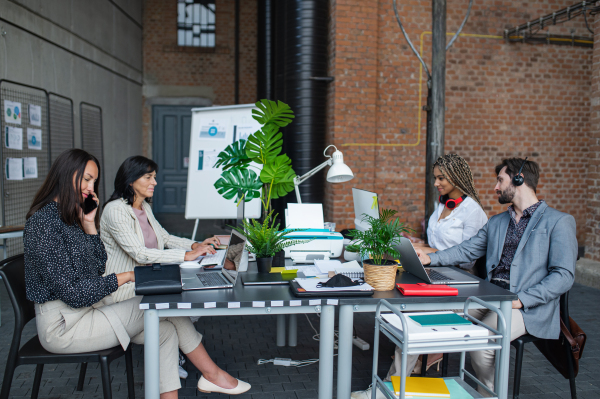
[396,237,480,285]
[181,229,246,290]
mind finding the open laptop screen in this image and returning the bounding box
[222,230,246,283]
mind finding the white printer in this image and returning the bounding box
[283,203,344,263]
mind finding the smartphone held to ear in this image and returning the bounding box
[83,195,98,215]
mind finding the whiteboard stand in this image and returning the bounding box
[191,219,200,242]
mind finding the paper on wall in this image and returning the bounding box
[27,128,42,150]
[5,126,23,150]
[199,122,226,139]
[5,158,23,180]
[28,104,42,126]
[23,157,38,179]
[4,100,22,125]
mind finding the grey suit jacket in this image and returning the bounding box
[429,202,576,339]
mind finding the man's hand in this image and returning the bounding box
[414,248,431,265]
[512,299,523,309]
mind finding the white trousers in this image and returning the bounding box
[35,296,203,394]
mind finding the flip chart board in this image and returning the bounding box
[185,104,262,219]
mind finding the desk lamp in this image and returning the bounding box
[294,145,354,203]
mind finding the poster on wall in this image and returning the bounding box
[5,158,23,180]
[24,157,38,179]
[199,121,226,139]
[27,128,42,150]
[29,104,42,127]
[4,100,22,125]
[5,126,23,150]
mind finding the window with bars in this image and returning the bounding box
[177,0,216,47]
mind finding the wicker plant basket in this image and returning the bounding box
[363,259,398,291]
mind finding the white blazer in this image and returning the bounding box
[100,198,195,303]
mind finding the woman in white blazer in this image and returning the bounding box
[101,156,219,304]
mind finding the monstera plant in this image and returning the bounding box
[213,99,296,217]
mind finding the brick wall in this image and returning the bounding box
[326,0,592,246]
[587,15,600,261]
[142,0,257,154]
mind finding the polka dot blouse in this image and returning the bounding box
[24,201,118,308]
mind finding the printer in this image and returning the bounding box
[283,203,344,263]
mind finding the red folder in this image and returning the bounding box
[396,282,458,296]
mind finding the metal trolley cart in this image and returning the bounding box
[372,297,509,399]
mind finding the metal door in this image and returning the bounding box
[152,106,192,213]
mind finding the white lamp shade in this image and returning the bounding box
[326,150,354,183]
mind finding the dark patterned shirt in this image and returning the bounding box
[491,200,544,288]
[24,201,118,308]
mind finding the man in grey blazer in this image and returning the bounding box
[416,157,576,395]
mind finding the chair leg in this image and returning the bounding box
[512,342,525,399]
[0,349,19,399]
[125,346,135,399]
[420,354,428,376]
[99,357,112,399]
[564,342,577,399]
[442,353,449,377]
[31,364,44,399]
[76,363,88,391]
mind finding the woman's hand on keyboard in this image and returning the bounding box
[184,244,216,261]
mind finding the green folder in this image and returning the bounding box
[408,313,472,327]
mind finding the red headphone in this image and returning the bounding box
[439,194,467,210]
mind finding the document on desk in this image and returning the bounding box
[285,265,322,277]
[295,278,374,292]
[314,259,342,274]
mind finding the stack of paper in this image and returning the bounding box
[295,278,374,292]
[390,376,450,398]
[313,259,342,274]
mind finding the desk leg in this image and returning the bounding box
[288,314,297,347]
[318,305,335,399]
[497,300,512,399]
[144,309,160,399]
[337,304,354,399]
[277,315,286,346]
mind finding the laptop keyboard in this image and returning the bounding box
[200,250,226,266]
[196,273,228,287]
[425,268,454,282]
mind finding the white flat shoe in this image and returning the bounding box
[197,375,251,395]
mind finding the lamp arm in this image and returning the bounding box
[293,159,332,204]
[294,159,332,186]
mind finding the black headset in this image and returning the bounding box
[512,157,528,187]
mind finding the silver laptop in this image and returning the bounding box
[396,237,480,285]
[181,229,246,290]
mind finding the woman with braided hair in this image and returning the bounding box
[351,154,487,399]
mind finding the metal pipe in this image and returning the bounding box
[426,0,447,232]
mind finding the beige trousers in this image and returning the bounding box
[35,296,203,394]
[386,308,526,396]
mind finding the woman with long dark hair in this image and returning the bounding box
[25,149,250,397]
[101,156,220,304]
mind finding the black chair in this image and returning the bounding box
[510,291,576,399]
[0,254,135,399]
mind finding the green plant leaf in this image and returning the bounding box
[214,140,251,170]
[252,99,295,128]
[214,168,262,202]
[245,124,283,164]
[259,155,296,199]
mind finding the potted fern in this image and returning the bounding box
[348,209,412,291]
[231,212,306,272]
[213,99,299,268]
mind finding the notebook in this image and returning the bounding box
[334,260,364,278]
[390,376,450,398]
[408,313,472,327]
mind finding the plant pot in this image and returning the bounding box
[344,249,362,262]
[362,259,398,291]
[256,256,273,273]
[272,249,286,267]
